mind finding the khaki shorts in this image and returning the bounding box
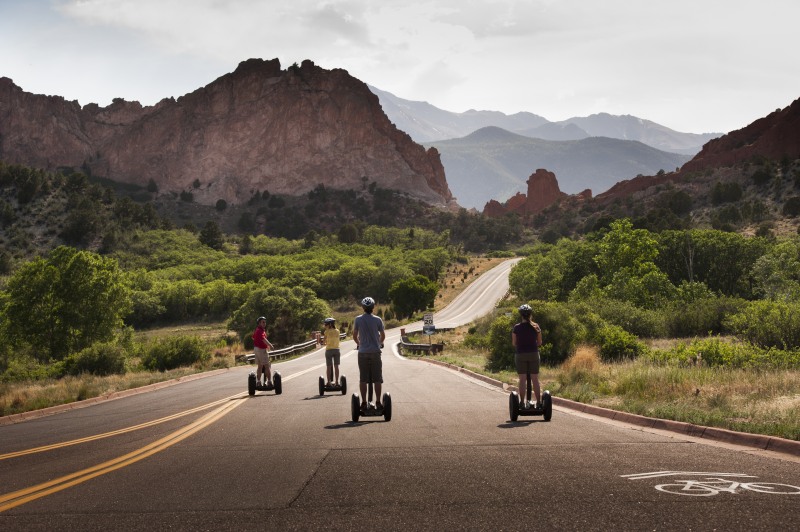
[254,347,271,366]
[515,352,540,375]
[358,352,383,383]
[325,349,341,366]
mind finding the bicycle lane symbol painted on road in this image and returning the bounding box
[621,471,800,497]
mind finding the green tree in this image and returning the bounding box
[199,221,225,250]
[228,283,329,347]
[388,274,438,318]
[3,247,131,361]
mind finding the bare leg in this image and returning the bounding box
[375,382,382,407]
[327,365,333,384]
[264,363,272,384]
[359,382,367,406]
[334,365,340,384]
[532,373,541,406]
[518,373,527,406]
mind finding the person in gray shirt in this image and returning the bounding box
[352,296,386,414]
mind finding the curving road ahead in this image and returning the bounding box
[1,257,799,531]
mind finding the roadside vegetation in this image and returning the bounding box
[1,160,800,442]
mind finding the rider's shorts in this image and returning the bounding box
[358,352,383,383]
[325,349,341,366]
[254,347,270,366]
[515,351,540,375]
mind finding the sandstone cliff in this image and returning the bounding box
[482,169,577,217]
[0,59,453,206]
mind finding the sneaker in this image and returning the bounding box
[360,403,367,415]
[375,403,384,414]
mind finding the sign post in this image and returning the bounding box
[422,312,435,345]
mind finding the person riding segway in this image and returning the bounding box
[318,317,347,395]
[508,304,551,421]
[350,297,391,421]
[248,316,282,395]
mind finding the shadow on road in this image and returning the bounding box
[324,421,372,429]
[497,420,547,428]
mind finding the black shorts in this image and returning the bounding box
[515,352,540,375]
[358,352,383,383]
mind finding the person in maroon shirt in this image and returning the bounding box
[252,316,275,386]
[511,304,543,408]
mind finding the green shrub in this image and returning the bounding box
[534,301,589,363]
[486,312,516,371]
[589,298,668,338]
[594,324,646,361]
[63,342,127,376]
[141,335,209,371]
[666,296,746,337]
[647,337,800,369]
[725,300,800,350]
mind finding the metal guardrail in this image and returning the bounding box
[244,333,346,363]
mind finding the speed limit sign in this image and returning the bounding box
[423,312,434,325]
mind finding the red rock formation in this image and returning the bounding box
[0,59,453,206]
[680,97,800,174]
[482,168,571,216]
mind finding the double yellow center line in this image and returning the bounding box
[0,397,243,512]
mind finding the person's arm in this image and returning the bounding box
[511,330,518,349]
[379,329,386,345]
[353,323,360,348]
[533,322,542,347]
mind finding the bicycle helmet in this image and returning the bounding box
[361,296,375,310]
[323,317,336,325]
[256,316,267,324]
[518,304,532,318]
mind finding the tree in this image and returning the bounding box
[199,221,225,250]
[215,199,228,212]
[3,247,131,361]
[388,275,438,318]
[228,283,329,346]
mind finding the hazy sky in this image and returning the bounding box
[2,0,799,134]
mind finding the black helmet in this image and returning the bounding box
[256,316,267,324]
[361,297,375,310]
[518,304,532,318]
[323,317,336,325]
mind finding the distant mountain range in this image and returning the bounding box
[369,86,721,209]
[425,127,692,209]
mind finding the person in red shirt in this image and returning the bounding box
[252,316,275,386]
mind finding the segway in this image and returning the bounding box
[248,371,282,395]
[509,364,551,421]
[319,375,347,396]
[350,358,391,422]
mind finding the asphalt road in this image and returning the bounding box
[1,258,799,531]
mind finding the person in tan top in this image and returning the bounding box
[323,317,341,386]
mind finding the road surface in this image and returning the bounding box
[1,258,799,531]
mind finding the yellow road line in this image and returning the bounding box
[0,397,244,512]
[0,393,245,461]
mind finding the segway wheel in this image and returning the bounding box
[340,375,347,395]
[248,372,256,396]
[509,391,520,421]
[382,392,392,422]
[319,376,325,396]
[273,372,282,395]
[542,390,552,421]
[350,393,361,422]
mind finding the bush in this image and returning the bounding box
[646,337,800,369]
[530,301,587,364]
[63,342,127,376]
[589,298,668,338]
[486,312,516,371]
[665,296,746,337]
[725,300,800,350]
[594,324,647,361]
[141,335,209,371]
